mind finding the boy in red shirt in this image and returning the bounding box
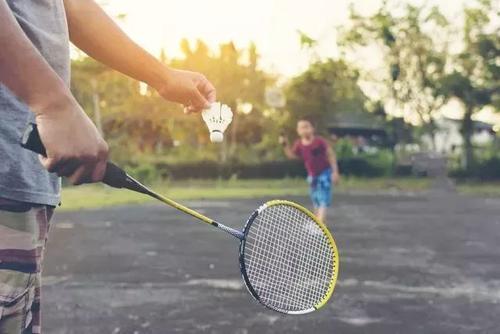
[280,119,340,223]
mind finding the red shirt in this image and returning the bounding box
[292,136,331,177]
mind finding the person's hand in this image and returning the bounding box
[278,134,288,147]
[35,100,108,185]
[156,68,216,113]
[332,171,340,185]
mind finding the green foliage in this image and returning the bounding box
[340,2,456,155]
[360,149,394,176]
[285,59,367,134]
[334,138,355,160]
[340,0,498,173]
[110,155,396,181]
[71,40,271,164]
[334,138,394,176]
[125,163,165,184]
[434,0,499,171]
[339,2,450,148]
[341,151,394,177]
[298,30,318,49]
[68,5,497,180]
[450,139,500,179]
[157,160,307,180]
[450,157,500,180]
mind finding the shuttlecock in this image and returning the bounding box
[201,102,233,143]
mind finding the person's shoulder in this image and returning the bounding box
[315,136,329,145]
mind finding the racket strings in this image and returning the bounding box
[244,205,336,312]
[246,209,331,310]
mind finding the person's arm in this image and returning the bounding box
[279,135,299,159]
[0,1,107,184]
[63,0,215,112]
[326,143,340,184]
[284,143,299,160]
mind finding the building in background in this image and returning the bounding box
[326,109,388,152]
[421,118,496,155]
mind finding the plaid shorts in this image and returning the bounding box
[307,168,333,208]
[0,199,54,334]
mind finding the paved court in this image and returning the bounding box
[42,192,500,334]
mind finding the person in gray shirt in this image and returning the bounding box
[0,1,216,333]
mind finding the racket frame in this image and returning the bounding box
[238,200,339,314]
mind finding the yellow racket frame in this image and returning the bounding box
[240,200,339,314]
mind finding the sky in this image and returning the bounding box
[100,0,498,124]
[102,0,477,76]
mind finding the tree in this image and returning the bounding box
[71,40,271,163]
[285,59,367,134]
[436,0,499,171]
[172,40,271,158]
[339,2,450,149]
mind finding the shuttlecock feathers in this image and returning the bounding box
[201,102,233,143]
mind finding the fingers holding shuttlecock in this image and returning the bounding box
[202,102,233,143]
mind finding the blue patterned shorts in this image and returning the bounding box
[307,168,333,208]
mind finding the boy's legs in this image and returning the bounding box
[315,206,328,223]
[0,199,54,334]
[309,169,333,223]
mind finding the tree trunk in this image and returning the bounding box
[429,119,437,152]
[461,106,474,172]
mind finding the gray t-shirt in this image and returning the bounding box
[0,0,69,206]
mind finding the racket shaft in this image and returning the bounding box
[148,189,244,239]
[148,190,214,225]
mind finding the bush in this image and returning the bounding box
[478,157,500,179]
[450,157,500,180]
[125,163,167,184]
[339,158,388,177]
[121,155,397,181]
[394,165,413,176]
[155,160,307,179]
[338,150,394,177]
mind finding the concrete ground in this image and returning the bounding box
[42,192,500,334]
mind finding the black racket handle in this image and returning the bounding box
[20,124,128,189]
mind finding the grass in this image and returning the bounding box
[456,181,500,197]
[59,177,432,211]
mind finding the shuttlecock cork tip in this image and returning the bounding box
[210,131,224,143]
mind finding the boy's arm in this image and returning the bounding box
[0,1,108,185]
[284,144,299,160]
[327,144,340,184]
[64,0,215,112]
[279,135,298,159]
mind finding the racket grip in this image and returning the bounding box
[102,161,128,189]
[21,124,128,189]
[21,123,47,156]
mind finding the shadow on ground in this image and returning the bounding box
[43,192,500,334]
